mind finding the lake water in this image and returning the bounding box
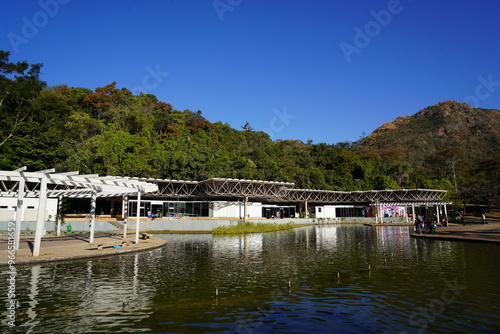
[2,225,500,333]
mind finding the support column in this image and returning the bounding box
[123,195,128,238]
[89,191,96,244]
[135,191,141,244]
[411,204,415,223]
[435,204,440,225]
[379,204,382,224]
[33,175,48,257]
[444,203,448,218]
[56,196,63,237]
[304,201,308,218]
[243,196,248,220]
[15,178,25,251]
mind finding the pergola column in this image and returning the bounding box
[56,196,63,236]
[32,175,48,257]
[123,195,128,238]
[135,191,141,244]
[89,191,96,244]
[15,178,25,251]
[243,196,248,220]
[435,204,440,224]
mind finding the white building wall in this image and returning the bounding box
[210,201,262,218]
[315,205,337,218]
[0,197,58,222]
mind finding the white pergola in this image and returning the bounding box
[0,167,158,256]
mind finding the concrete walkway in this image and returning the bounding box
[0,232,167,266]
[411,222,500,244]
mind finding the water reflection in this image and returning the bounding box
[1,225,499,333]
[213,233,264,260]
[25,265,40,332]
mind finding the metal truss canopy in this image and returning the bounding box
[286,188,447,204]
[370,202,453,206]
[136,178,447,204]
[199,178,293,199]
[1,172,447,204]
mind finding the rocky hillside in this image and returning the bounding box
[358,101,500,164]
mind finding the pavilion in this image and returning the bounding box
[0,167,158,256]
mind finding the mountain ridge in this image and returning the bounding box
[358,100,500,161]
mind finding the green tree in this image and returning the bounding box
[0,50,45,147]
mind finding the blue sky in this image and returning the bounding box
[1,0,499,144]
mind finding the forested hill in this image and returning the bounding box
[355,101,500,205]
[0,51,498,206]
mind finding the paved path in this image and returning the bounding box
[411,222,500,243]
[0,232,167,266]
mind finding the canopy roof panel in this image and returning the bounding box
[138,178,447,203]
[0,168,158,198]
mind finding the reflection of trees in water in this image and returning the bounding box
[11,254,155,332]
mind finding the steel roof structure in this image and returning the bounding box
[138,177,447,203]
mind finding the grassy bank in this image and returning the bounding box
[212,221,297,234]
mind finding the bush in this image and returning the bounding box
[212,221,295,234]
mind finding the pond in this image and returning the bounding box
[2,225,500,333]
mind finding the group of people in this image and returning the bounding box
[414,211,489,233]
[414,214,448,234]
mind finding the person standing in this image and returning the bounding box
[460,211,465,226]
[441,215,448,227]
[417,214,423,234]
[482,213,487,224]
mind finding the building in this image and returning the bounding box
[1,172,450,222]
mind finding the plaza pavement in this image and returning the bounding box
[411,221,500,243]
[0,232,167,266]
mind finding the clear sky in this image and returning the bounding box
[1,0,499,144]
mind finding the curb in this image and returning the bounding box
[0,238,168,267]
[410,233,500,244]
